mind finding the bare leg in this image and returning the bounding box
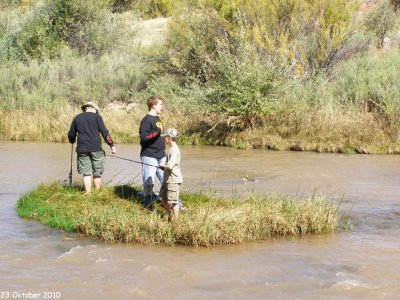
[164,203,179,222]
[162,200,173,221]
[83,175,92,194]
[161,199,169,211]
[171,203,179,221]
[93,176,101,189]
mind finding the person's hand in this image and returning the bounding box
[111,146,116,154]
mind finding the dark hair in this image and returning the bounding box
[147,96,163,110]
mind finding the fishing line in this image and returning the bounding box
[108,155,160,168]
[0,192,22,195]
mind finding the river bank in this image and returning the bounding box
[1,108,400,154]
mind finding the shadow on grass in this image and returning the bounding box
[62,184,82,192]
[113,185,142,204]
[113,185,167,214]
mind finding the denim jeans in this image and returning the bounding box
[141,156,166,196]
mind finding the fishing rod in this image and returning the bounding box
[108,155,160,168]
[68,144,73,187]
[68,104,75,187]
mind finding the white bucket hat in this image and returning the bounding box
[81,101,100,113]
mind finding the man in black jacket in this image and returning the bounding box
[139,96,165,208]
[68,101,116,193]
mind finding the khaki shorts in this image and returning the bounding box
[160,182,180,204]
[77,151,105,176]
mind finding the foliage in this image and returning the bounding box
[331,49,400,115]
[166,7,225,83]
[167,0,364,80]
[391,0,400,11]
[0,47,152,111]
[1,0,400,153]
[0,4,62,60]
[109,0,135,13]
[365,0,399,48]
[163,0,369,130]
[0,0,21,9]
[205,44,279,129]
[131,0,175,18]
[0,0,125,61]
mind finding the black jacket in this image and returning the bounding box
[68,112,114,153]
[139,114,165,159]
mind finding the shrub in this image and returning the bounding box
[131,0,175,18]
[205,43,280,129]
[109,0,134,13]
[0,0,127,61]
[392,0,400,11]
[0,0,21,9]
[0,46,151,111]
[331,49,400,115]
[166,7,225,83]
[365,0,398,48]
[167,0,365,79]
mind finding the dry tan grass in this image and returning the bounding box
[1,108,399,154]
[206,109,400,154]
[136,17,170,46]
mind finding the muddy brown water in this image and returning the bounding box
[0,142,399,299]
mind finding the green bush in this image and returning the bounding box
[0,5,61,61]
[166,7,224,83]
[0,0,127,61]
[0,0,21,9]
[167,0,364,79]
[131,0,175,18]
[0,47,152,111]
[331,49,400,115]
[43,0,121,56]
[364,0,398,48]
[205,44,280,129]
[109,0,134,13]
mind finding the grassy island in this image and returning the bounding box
[17,183,340,247]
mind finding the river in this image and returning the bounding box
[0,142,399,299]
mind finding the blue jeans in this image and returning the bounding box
[141,156,165,197]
